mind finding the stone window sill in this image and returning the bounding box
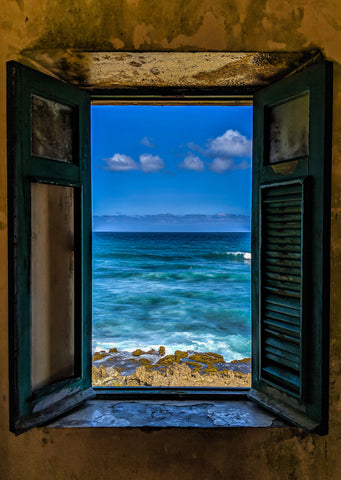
[48,398,288,429]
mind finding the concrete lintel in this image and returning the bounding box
[19,50,322,92]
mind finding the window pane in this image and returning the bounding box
[31,95,74,163]
[31,183,75,391]
[267,94,309,164]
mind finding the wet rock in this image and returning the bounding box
[91,348,251,387]
[92,351,107,361]
[188,352,224,364]
[132,348,156,356]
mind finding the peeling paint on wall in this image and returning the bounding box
[1,1,341,479]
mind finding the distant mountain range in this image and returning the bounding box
[93,213,250,232]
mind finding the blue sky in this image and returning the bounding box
[91,105,252,232]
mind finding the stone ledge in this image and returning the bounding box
[48,399,288,429]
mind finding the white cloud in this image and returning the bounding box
[139,153,165,173]
[103,153,139,172]
[207,129,252,158]
[209,157,251,174]
[209,157,235,174]
[236,159,250,170]
[179,152,205,172]
[141,136,156,148]
[187,142,205,155]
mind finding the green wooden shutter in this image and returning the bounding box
[7,62,94,434]
[249,61,333,433]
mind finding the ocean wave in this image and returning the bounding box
[94,250,251,262]
[92,334,251,362]
[203,251,251,261]
[94,270,250,283]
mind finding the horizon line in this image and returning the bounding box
[92,230,251,233]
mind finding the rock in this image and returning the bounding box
[92,351,107,361]
[188,352,224,364]
[156,354,176,366]
[230,357,251,364]
[174,350,188,362]
[132,349,145,356]
[91,348,251,387]
[185,360,203,372]
[132,348,156,356]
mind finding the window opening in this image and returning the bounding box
[91,105,253,389]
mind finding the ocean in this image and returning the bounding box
[92,232,251,362]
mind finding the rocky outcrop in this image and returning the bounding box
[92,348,251,387]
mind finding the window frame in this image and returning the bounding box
[90,94,253,401]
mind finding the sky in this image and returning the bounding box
[91,105,252,232]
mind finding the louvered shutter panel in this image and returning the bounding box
[249,61,332,434]
[261,181,305,398]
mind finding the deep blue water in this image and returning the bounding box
[92,232,251,361]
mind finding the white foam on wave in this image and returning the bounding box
[93,334,251,362]
[225,251,251,260]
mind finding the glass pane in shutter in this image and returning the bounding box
[31,183,75,391]
[32,95,74,163]
[267,94,309,164]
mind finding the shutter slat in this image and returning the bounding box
[262,365,300,394]
[265,272,301,284]
[265,257,301,268]
[264,319,300,338]
[264,328,300,345]
[264,286,300,298]
[265,265,301,276]
[266,243,301,253]
[265,220,301,229]
[264,336,300,356]
[266,236,301,245]
[266,206,301,215]
[265,293,300,310]
[263,184,303,197]
[264,310,300,326]
[265,301,300,319]
[266,250,301,259]
[264,278,301,292]
[265,228,301,237]
[264,351,300,371]
[263,198,301,206]
[266,214,302,222]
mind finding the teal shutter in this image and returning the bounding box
[7,62,94,434]
[249,61,333,433]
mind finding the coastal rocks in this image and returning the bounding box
[92,347,252,387]
[92,351,108,361]
[132,348,156,356]
[158,346,165,356]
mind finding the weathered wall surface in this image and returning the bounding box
[1,1,341,479]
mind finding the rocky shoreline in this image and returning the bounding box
[92,347,251,387]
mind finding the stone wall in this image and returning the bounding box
[1,1,341,478]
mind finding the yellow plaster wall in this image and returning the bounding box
[1,1,341,479]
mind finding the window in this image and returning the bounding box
[7,60,333,435]
[91,104,252,389]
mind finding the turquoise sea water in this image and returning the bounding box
[92,232,251,361]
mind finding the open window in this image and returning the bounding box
[7,59,332,435]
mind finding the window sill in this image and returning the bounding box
[47,397,288,429]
